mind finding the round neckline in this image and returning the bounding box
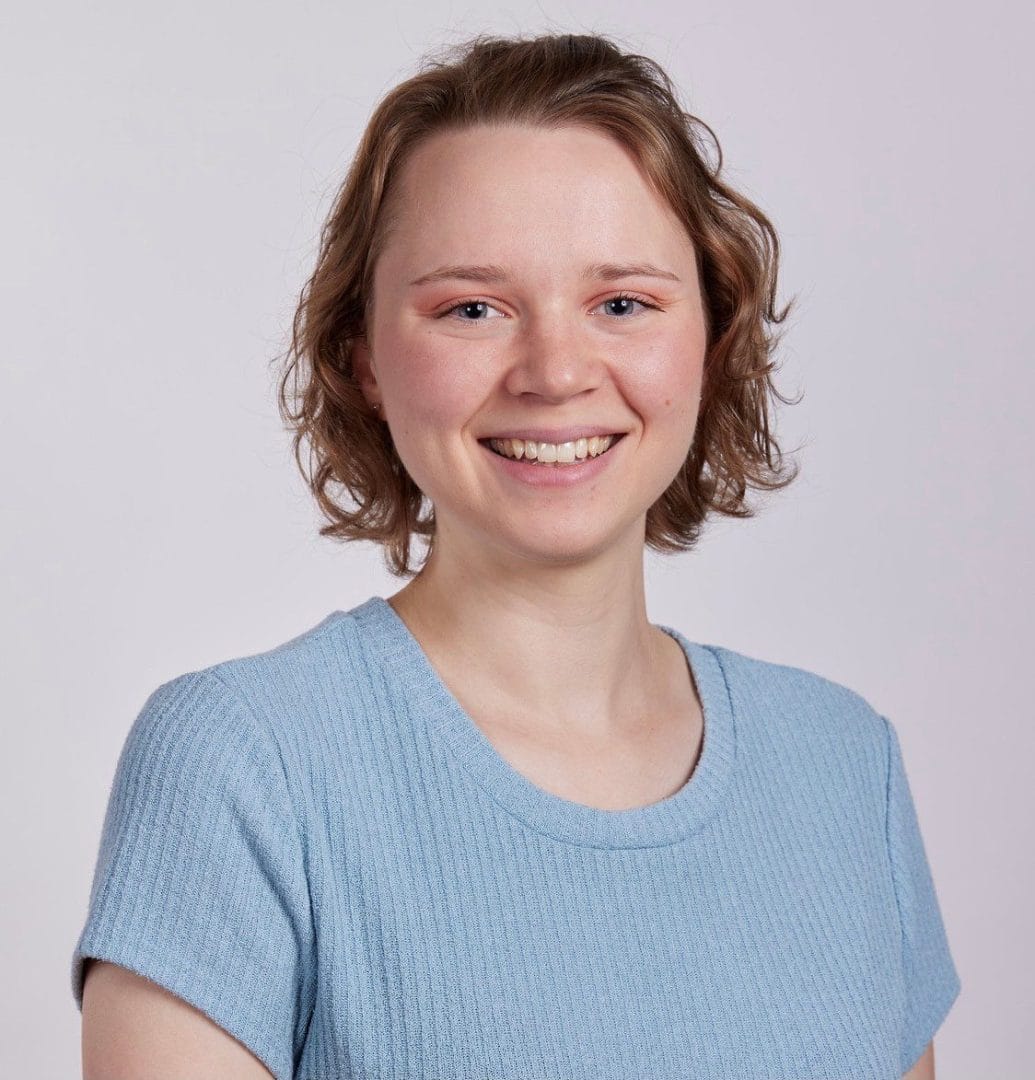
[339,595,736,849]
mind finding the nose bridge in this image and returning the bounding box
[505,303,600,400]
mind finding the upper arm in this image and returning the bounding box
[81,959,277,1080]
[902,1039,935,1080]
[70,670,315,1080]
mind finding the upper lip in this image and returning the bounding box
[480,426,626,444]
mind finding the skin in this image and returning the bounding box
[906,1043,936,1080]
[80,121,938,1077]
[352,122,709,764]
[82,959,275,1078]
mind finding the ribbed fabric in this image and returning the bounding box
[71,595,961,1079]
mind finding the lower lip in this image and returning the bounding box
[480,436,626,489]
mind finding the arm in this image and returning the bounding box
[82,959,276,1080]
[902,1039,935,1080]
[70,671,314,1080]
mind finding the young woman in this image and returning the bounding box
[72,32,960,1080]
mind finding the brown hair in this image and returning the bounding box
[275,31,801,576]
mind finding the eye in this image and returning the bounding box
[438,299,505,322]
[596,292,658,318]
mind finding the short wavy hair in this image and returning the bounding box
[276,31,801,577]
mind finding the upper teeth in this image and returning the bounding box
[488,435,617,463]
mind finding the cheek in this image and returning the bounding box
[379,329,484,428]
[622,337,704,430]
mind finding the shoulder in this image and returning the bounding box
[702,640,890,774]
[705,640,884,721]
[166,608,366,731]
[116,609,362,792]
[197,608,354,691]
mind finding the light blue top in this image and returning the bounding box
[71,596,961,1079]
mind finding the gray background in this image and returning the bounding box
[4,1,1030,1076]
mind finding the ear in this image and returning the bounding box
[350,334,380,409]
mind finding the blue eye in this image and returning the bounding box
[601,293,655,317]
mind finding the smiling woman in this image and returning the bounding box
[345,120,715,554]
[72,30,960,1080]
[277,38,799,577]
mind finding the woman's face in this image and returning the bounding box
[353,122,708,567]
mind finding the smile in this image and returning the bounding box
[478,432,627,489]
[483,434,622,465]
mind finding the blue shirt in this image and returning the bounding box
[71,595,961,1078]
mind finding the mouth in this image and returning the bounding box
[478,432,627,466]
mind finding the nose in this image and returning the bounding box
[501,312,606,403]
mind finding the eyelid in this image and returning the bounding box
[437,291,660,321]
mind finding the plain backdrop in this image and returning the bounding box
[3,2,1031,1076]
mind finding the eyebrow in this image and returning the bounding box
[407,261,683,288]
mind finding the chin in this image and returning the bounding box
[490,519,639,567]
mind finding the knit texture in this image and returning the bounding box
[71,596,961,1079]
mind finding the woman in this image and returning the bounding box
[72,32,960,1080]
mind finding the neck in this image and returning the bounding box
[386,528,681,741]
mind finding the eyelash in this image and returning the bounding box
[437,292,660,322]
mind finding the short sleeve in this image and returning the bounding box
[70,669,315,1080]
[881,714,962,1075]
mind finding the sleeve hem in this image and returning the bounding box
[900,967,961,1076]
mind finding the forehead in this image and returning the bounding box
[376,123,695,277]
